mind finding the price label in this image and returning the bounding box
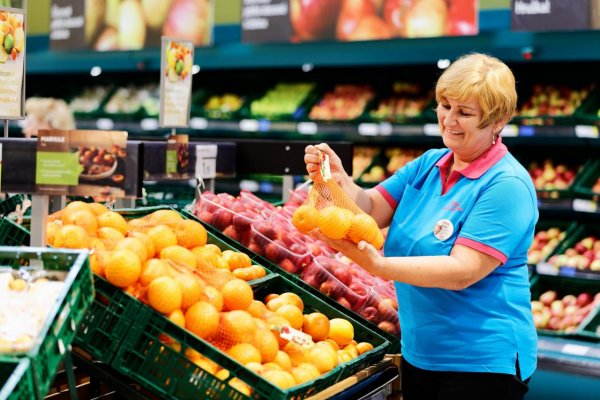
[195,144,217,179]
[573,199,598,213]
[379,122,393,136]
[297,122,318,135]
[140,118,159,131]
[561,343,589,356]
[96,118,114,130]
[501,124,519,137]
[536,262,558,276]
[575,125,599,138]
[239,119,259,132]
[423,124,441,136]
[190,118,208,130]
[358,123,379,136]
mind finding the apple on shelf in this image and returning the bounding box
[527,227,566,265]
[532,290,599,332]
[591,176,600,194]
[546,235,600,272]
[528,159,581,196]
[352,146,380,180]
[308,84,375,121]
[385,148,424,176]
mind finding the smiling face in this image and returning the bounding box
[437,96,498,162]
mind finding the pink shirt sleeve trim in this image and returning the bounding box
[375,185,397,209]
[455,237,508,264]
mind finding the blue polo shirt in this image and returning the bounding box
[376,138,538,379]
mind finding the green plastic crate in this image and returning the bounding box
[0,196,23,218]
[0,247,93,399]
[111,273,389,400]
[530,274,600,340]
[0,218,30,247]
[579,306,600,341]
[182,209,402,354]
[572,159,600,202]
[0,359,34,400]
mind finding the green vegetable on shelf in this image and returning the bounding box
[4,33,14,54]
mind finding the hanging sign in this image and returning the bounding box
[159,37,194,128]
[511,0,591,31]
[35,129,129,197]
[0,5,25,119]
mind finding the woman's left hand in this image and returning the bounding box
[310,230,383,277]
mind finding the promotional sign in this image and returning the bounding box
[35,129,128,197]
[50,0,214,51]
[512,0,591,31]
[166,134,189,176]
[0,6,25,119]
[242,0,478,44]
[159,37,194,128]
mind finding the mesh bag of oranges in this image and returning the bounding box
[292,152,384,249]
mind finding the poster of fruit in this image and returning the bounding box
[0,7,25,119]
[35,129,129,198]
[242,0,478,43]
[50,0,214,51]
[159,38,194,128]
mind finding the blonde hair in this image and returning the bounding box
[435,53,517,129]
[25,97,75,130]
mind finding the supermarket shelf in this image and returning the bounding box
[537,337,600,379]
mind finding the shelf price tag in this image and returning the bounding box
[561,343,589,356]
[575,125,599,138]
[379,122,393,136]
[423,124,441,136]
[190,118,208,130]
[96,118,114,130]
[239,119,259,132]
[501,124,519,137]
[358,123,379,136]
[536,262,558,276]
[141,118,159,131]
[297,122,318,135]
[195,144,218,180]
[572,199,598,213]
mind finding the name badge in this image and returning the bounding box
[434,219,454,241]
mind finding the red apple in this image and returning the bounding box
[331,265,352,286]
[211,209,232,231]
[336,296,353,309]
[319,279,344,298]
[265,241,286,263]
[336,0,377,40]
[222,225,240,242]
[539,290,557,306]
[577,292,592,307]
[232,213,252,232]
[360,306,380,323]
[279,258,301,274]
[562,294,577,306]
[379,297,399,311]
[378,320,400,336]
[248,242,264,257]
[196,210,212,224]
[349,281,368,297]
[290,0,343,41]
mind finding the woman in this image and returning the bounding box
[305,53,537,400]
[22,97,75,138]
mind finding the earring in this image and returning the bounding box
[492,134,496,145]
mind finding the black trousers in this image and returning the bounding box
[401,358,530,400]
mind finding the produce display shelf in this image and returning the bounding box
[0,247,93,399]
[0,359,34,400]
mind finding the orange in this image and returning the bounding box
[318,206,353,240]
[292,204,320,234]
[297,363,320,379]
[167,309,185,328]
[89,238,105,251]
[278,293,304,312]
[245,362,264,375]
[246,300,268,318]
[275,305,304,330]
[46,220,63,246]
[160,245,196,268]
[185,301,219,340]
[204,243,222,256]
[253,329,279,363]
[283,341,307,367]
[221,250,251,270]
[347,213,379,245]
[328,318,354,347]
[147,276,182,314]
[87,202,109,216]
[139,258,169,286]
[114,237,148,263]
[128,218,152,232]
[291,366,315,385]
[215,310,256,348]
[264,293,279,303]
[227,343,262,364]
[63,210,98,236]
[356,342,374,355]
[303,312,330,342]
[263,362,283,371]
[148,209,182,226]
[306,343,338,374]
[229,378,252,396]
[191,246,220,269]
[254,318,268,331]
[372,230,385,249]
[337,350,353,363]
[54,225,91,249]
[261,370,296,389]
[322,339,340,352]
[343,343,358,358]
[203,286,224,312]
[105,249,142,288]
[61,201,93,223]
[174,219,207,249]
[97,211,129,235]
[97,227,125,250]
[174,274,204,309]
[128,231,156,259]
[266,297,288,312]
[89,249,109,277]
[273,351,293,371]
[147,225,178,254]
[221,279,254,311]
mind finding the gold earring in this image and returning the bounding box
[492,134,496,145]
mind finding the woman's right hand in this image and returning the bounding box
[304,143,349,185]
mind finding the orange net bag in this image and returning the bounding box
[293,152,384,249]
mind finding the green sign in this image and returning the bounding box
[166,149,177,174]
[35,151,83,185]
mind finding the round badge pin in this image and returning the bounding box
[433,219,454,241]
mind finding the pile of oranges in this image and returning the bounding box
[292,204,384,249]
[48,202,375,394]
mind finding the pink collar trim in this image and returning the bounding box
[435,136,507,179]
